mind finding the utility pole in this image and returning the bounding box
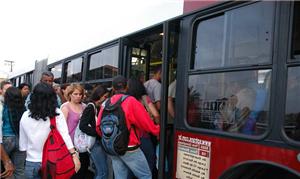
[4,60,14,72]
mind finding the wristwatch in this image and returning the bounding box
[70,151,79,158]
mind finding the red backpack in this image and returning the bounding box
[41,117,75,179]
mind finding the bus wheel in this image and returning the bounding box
[220,162,299,179]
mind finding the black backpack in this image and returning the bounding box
[100,95,130,156]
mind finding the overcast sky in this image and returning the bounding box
[0,0,183,78]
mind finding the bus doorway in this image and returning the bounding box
[122,21,180,178]
[123,25,164,82]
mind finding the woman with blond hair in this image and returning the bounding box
[61,83,89,179]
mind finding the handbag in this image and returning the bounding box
[74,103,97,153]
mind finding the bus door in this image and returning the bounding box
[121,22,179,178]
[122,25,164,81]
[159,20,180,179]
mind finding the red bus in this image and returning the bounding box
[172,1,300,178]
[9,1,300,178]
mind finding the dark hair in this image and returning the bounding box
[4,87,24,112]
[127,78,147,100]
[0,81,12,90]
[89,85,108,102]
[112,75,127,90]
[18,83,31,90]
[60,84,69,90]
[41,71,54,78]
[29,82,59,121]
[154,66,162,74]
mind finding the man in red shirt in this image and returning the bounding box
[97,75,160,179]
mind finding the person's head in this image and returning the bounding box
[0,81,12,96]
[18,83,31,97]
[127,78,147,100]
[112,75,127,93]
[4,86,24,111]
[133,70,145,83]
[53,83,61,94]
[60,84,69,93]
[66,83,84,103]
[152,66,162,81]
[89,85,109,106]
[29,82,59,121]
[40,71,54,86]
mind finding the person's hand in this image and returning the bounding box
[0,160,15,178]
[72,155,81,173]
[240,107,250,119]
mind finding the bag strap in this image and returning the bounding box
[87,102,97,116]
[50,117,57,130]
[104,95,129,111]
[141,95,150,112]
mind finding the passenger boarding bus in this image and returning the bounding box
[9,1,300,178]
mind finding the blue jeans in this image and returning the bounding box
[90,140,108,179]
[3,136,26,179]
[24,161,41,179]
[110,148,151,179]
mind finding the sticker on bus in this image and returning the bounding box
[176,135,211,179]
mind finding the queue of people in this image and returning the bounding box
[0,69,179,179]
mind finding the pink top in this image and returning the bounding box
[65,102,85,142]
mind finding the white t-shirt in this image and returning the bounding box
[144,79,161,103]
[19,109,74,162]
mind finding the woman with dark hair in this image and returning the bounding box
[1,86,26,178]
[18,83,31,99]
[19,83,80,178]
[80,85,110,179]
[127,78,160,177]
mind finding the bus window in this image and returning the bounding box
[65,57,83,83]
[130,47,147,83]
[26,72,33,85]
[50,64,62,84]
[187,70,271,135]
[292,2,300,59]
[192,2,274,69]
[87,45,119,81]
[285,66,300,141]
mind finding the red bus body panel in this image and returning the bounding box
[174,131,300,179]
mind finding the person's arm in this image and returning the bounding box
[79,104,97,136]
[56,109,80,173]
[0,144,14,178]
[168,97,175,119]
[148,102,160,124]
[154,101,161,112]
[129,98,160,136]
[153,83,161,111]
[60,103,69,122]
[68,148,81,173]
